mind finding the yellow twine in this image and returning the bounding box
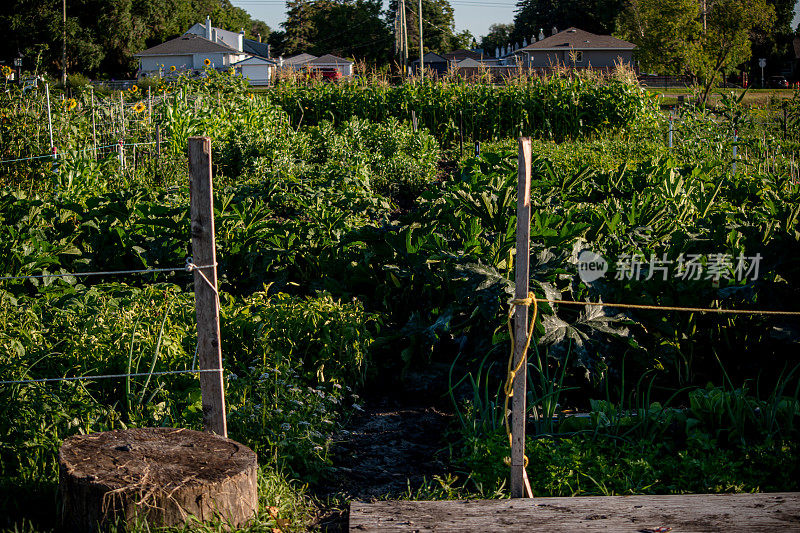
[503,292,537,496]
[497,292,795,497]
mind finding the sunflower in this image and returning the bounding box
[65,98,77,111]
[129,85,139,93]
[132,102,146,113]
[170,65,176,72]
[204,58,211,67]
[1,65,12,77]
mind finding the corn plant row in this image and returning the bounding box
[266,75,659,143]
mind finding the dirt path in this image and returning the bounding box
[314,399,454,531]
[323,402,452,499]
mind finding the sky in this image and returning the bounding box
[232,0,799,43]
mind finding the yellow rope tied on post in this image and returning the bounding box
[503,291,537,497]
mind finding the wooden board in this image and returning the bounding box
[349,493,800,532]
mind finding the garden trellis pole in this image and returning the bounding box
[511,137,532,498]
[418,0,423,80]
[189,136,228,437]
[90,88,97,158]
[45,83,54,152]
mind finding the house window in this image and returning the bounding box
[570,51,583,63]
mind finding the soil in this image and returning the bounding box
[314,364,458,531]
[320,403,452,500]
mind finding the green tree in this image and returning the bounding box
[280,0,390,62]
[0,0,270,78]
[692,0,775,98]
[511,0,626,44]
[387,0,460,57]
[620,0,775,101]
[749,0,795,81]
[480,23,514,56]
[619,0,702,75]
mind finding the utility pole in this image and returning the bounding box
[418,0,424,79]
[702,0,707,33]
[61,0,67,85]
[401,0,408,76]
[395,0,409,76]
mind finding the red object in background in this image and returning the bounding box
[321,69,341,81]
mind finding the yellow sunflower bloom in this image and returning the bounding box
[1,65,12,77]
[204,58,211,67]
[65,98,77,111]
[129,85,139,93]
[170,65,176,72]
[133,102,146,113]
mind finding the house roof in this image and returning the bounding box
[234,56,277,66]
[135,34,237,57]
[309,54,353,65]
[412,52,448,64]
[444,49,483,61]
[284,53,318,64]
[454,57,484,67]
[185,21,242,51]
[517,27,635,52]
[243,39,270,58]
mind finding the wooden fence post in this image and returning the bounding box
[511,137,532,498]
[189,136,228,437]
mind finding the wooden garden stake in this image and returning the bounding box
[90,88,97,158]
[459,110,464,158]
[511,137,532,498]
[45,83,54,152]
[189,136,228,437]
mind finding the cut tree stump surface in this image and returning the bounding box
[349,493,800,532]
[59,427,257,531]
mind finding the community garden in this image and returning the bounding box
[0,66,799,531]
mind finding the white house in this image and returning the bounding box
[135,34,247,77]
[234,55,277,85]
[185,16,244,52]
[135,16,271,78]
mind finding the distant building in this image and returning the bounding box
[234,56,277,85]
[443,49,484,62]
[185,16,271,58]
[134,34,247,77]
[275,53,354,78]
[135,16,271,78]
[513,27,635,70]
[411,52,449,76]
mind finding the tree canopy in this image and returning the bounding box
[276,0,391,62]
[387,0,463,58]
[511,0,626,45]
[620,0,776,99]
[480,23,514,57]
[0,0,270,78]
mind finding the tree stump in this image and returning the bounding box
[58,427,258,531]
